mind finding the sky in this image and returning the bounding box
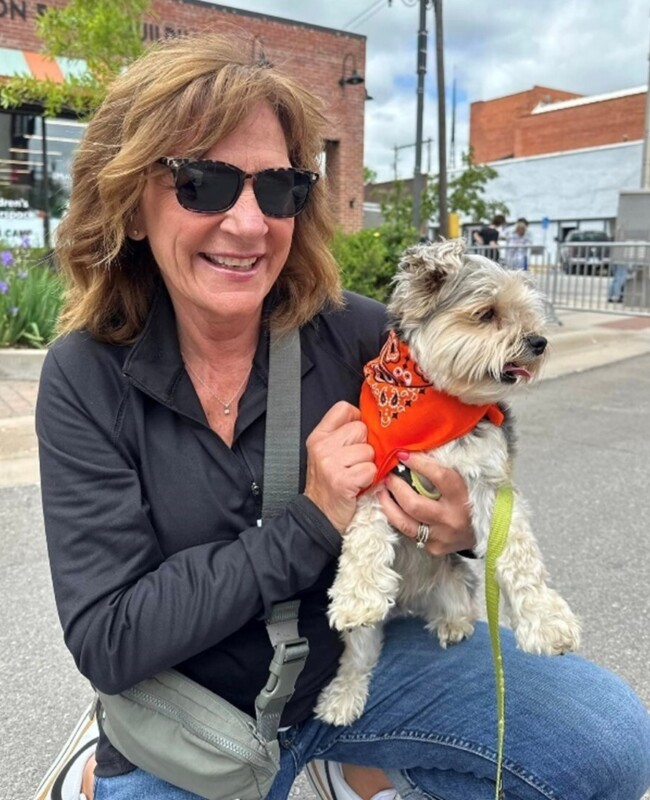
[211,0,650,182]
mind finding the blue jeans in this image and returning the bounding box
[94,619,650,800]
[608,264,629,301]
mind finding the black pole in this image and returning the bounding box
[41,114,51,249]
[433,0,448,238]
[412,0,427,236]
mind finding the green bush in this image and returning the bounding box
[0,244,64,348]
[333,224,417,305]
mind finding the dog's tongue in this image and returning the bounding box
[503,363,532,379]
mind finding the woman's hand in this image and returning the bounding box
[305,401,377,534]
[377,452,475,555]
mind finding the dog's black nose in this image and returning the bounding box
[525,334,547,355]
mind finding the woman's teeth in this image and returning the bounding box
[204,254,258,270]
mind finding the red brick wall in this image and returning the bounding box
[0,0,366,231]
[515,92,646,157]
[470,86,580,163]
[470,84,647,164]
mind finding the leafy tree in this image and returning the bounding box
[373,149,508,241]
[336,152,509,302]
[428,149,509,223]
[0,0,151,117]
[363,166,378,185]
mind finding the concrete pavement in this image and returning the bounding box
[2,308,650,489]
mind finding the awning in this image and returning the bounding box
[0,47,88,82]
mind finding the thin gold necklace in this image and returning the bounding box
[183,357,252,416]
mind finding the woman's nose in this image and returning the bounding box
[219,180,268,237]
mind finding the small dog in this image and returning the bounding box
[315,239,580,726]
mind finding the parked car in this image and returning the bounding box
[560,230,612,275]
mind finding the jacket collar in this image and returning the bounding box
[123,282,312,431]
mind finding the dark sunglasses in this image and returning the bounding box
[157,157,319,218]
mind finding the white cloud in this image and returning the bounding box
[211,0,650,181]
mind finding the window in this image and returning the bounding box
[0,110,85,247]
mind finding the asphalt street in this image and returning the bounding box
[1,354,649,800]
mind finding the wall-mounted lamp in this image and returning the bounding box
[339,53,365,88]
[251,36,272,68]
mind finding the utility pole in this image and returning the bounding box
[449,70,456,171]
[412,0,428,236]
[433,0,448,237]
[642,18,650,189]
[394,139,433,180]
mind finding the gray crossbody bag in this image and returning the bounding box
[97,328,306,800]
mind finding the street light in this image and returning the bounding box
[339,53,365,88]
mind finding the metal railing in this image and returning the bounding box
[468,242,650,317]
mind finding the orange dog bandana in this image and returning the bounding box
[360,330,504,486]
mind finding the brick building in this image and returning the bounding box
[0,0,367,245]
[467,84,648,250]
[470,85,647,163]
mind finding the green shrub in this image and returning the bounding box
[0,244,64,348]
[333,225,418,305]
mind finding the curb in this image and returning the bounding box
[0,349,47,381]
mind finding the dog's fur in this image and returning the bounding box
[315,239,580,726]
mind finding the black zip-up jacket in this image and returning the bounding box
[36,286,388,775]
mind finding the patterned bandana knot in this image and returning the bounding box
[360,330,504,487]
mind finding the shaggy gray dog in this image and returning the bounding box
[316,239,580,726]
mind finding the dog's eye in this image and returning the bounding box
[479,308,496,322]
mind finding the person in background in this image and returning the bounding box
[505,217,532,270]
[34,32,650,800]
[472,213,506,261]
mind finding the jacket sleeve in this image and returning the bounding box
[36,349,340,695]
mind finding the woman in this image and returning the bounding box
[37,33,650,800]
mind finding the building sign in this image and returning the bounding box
[0,1,47,21]
[0,199,44,246]
[0,1,187,40]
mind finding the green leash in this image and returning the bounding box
[485,484,514,800]
[410,471,513,798]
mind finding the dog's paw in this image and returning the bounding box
[314,676,369,726]
[514,592,581,655]
[327,592,395,631]
[430,619,475,649]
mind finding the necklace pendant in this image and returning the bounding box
[223,405,231,415]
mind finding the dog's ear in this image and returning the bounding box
[398,239,465,292]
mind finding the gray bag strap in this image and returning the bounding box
[262,327,302,517]
[256,327,308,742]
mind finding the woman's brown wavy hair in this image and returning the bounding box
[56,33,342,342]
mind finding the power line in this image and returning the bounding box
[343,0,386,30]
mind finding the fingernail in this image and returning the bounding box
[397,450,411,462]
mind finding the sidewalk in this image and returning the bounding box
[2,309,650,489]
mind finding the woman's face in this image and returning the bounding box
[135,103,295,331]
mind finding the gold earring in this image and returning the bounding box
[132,229,140,237]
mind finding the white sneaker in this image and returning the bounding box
[33,698,99,800]
[304,760,400,800]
